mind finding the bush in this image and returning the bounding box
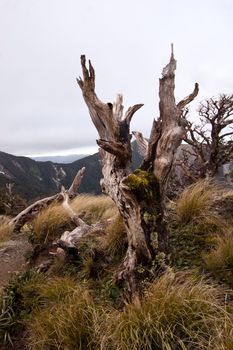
[103,271,233,350]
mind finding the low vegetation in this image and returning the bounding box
[171,179,224,228]
[103,271,233,350]
[204,233,233,287]
[169,180,229,269]
[71,194,117,224]
[1,185,233,349]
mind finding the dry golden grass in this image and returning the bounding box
[27,283,103,350]
[32,195,117,244]
[0,216,14,243]
[204,233,233,287]
[71,194,117,224]
[173,180,219,224]
[32,203,71,244]
[171,179,226,234]
[100,214,127,256]
[103,270,233,350]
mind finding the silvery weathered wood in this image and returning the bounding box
[77,48,199,299]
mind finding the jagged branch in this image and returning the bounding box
[177,83,199,110]
[10,167,86,231]
[97,139,129,159]
[151,47,199,190]
[77,56,143,148]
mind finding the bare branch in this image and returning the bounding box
[124,104,144,124]
[177,83,199,110]
[97,139,129,159]
[68,167,86,196]
[10,169,86,231]
[132,131,148,157]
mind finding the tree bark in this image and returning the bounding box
[77,48,198,297]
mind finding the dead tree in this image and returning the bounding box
[184,94,233,177]
[10,167,86,231]
[77,48,198,297]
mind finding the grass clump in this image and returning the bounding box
[32,203,73,244]
[170,180,228,268]
[103,271,233,350]
[71,194,117,224]
[204,234,233,287]
[28,285,103,350]
[0,270,45,345]
[101,214,127,256]
[172,179,224,229]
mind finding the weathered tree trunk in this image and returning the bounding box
[77,48,198,297]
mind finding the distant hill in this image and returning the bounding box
[0,143,143,202]
[0,144,231,202]
[30,154,88,164]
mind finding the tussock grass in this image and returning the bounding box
[32,195,117,244]
[204,234,233,287]
[0,216,14,243]
[39,276,77,303]
[103,271,233,350]
[28,284,103,350]
[0,270,45,344]
[101,214,127,256]
[170,180,228,268]
[71,194,117,224]
[32,203,71,244]
[172,179,224,230]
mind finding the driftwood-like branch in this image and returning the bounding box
[10,167,86,231]
[177,83,199,110]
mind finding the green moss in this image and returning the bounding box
[123,169,160,200]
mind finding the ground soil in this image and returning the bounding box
[0,233,32,290]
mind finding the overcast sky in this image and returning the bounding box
[0,0,233,156]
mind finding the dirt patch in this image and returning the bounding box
[0,234,32,289]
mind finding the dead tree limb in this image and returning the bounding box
[10,167,86,231]
[77,47,198,299]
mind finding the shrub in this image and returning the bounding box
[204,234,233,287]
[103,271,233,350]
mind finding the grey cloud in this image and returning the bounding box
[0,0,233,155]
